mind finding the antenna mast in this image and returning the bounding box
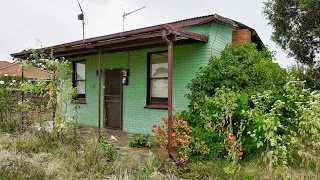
[77,0,86,44]
[122,6,146,32]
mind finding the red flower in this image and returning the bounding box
[226,147,230,152]
[180,158,185,163]
[239,147,243,151]
[238,151,243,156]
[182,132,186,135]
[195,137,199,140]
[152,124,157,129]
[161,117,167,121]
[229,134,236,140]
[172,132,176,137]
[172,143,178,147]
[165,139,168,143]
[201,141,205,145]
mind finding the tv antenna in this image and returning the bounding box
[122,6,146,32]
[77,0,87,44]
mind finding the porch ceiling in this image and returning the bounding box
[11,25,208,59]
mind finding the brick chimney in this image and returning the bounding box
[232,29,251,45]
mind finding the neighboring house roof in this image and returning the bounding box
[0,62,49,79]
[0,61,10,67]
[11,14,263,59]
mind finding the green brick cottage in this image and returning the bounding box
[11,14,263,134]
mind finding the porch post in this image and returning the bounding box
[167,40,173,157]
[98,51,102,136]
[162,30,174,158]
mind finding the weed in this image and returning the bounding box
[129,133,154,148]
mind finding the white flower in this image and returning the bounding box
[4,74,8,76]
[0,80,4,85]
[12,80,16,83]
[269,151,274,154]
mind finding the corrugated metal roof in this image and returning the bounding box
[11,13,263,58]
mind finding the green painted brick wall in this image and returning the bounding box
[71,22,233,133]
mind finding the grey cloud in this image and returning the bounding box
[0,0,295,67]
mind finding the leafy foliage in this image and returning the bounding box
[98,136,118,162]
[24,49,79,134]
[153,43,320,176]
[129,133,154,148]
[186,43,287,102]
[287,63,320,90]
[264,0,320,64]
[184,43,287,160]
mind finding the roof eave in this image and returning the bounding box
[11,26,208,59]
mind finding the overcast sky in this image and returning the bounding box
[0,0,295,67]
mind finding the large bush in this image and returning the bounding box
[186,43,288,102]
[154,43,320,176]
[183,43,288,158]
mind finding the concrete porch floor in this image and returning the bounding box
[78,126,157,157]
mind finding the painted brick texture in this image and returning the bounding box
[232,29,251,45]
[71,22,233,133]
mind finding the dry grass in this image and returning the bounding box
[0,120,318,179]
[0,130,179,180]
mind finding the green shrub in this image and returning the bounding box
[153,43,320,176]
[129,133,154,148]
[186,43,288,102]
[287,63,320,90]
[98,136,117,162]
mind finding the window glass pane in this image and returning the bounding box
[151,79,168,98]
[76,61,86,80]
[151,53,168,78]
[75,81,85,94]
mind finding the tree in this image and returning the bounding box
[264,0,320,65]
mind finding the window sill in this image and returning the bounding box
[74,99,87,104]
[144,104,168,110]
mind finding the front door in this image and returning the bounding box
[104,69,122,129]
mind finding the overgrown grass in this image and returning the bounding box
[0,129,179,179]
[0,118,318,179]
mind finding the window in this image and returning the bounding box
[73,60,86,99]
[147,52,168,107]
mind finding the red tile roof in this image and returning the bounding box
[0,62,49,79]
[0,61,10,67]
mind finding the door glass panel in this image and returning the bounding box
[105,69,122,129]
